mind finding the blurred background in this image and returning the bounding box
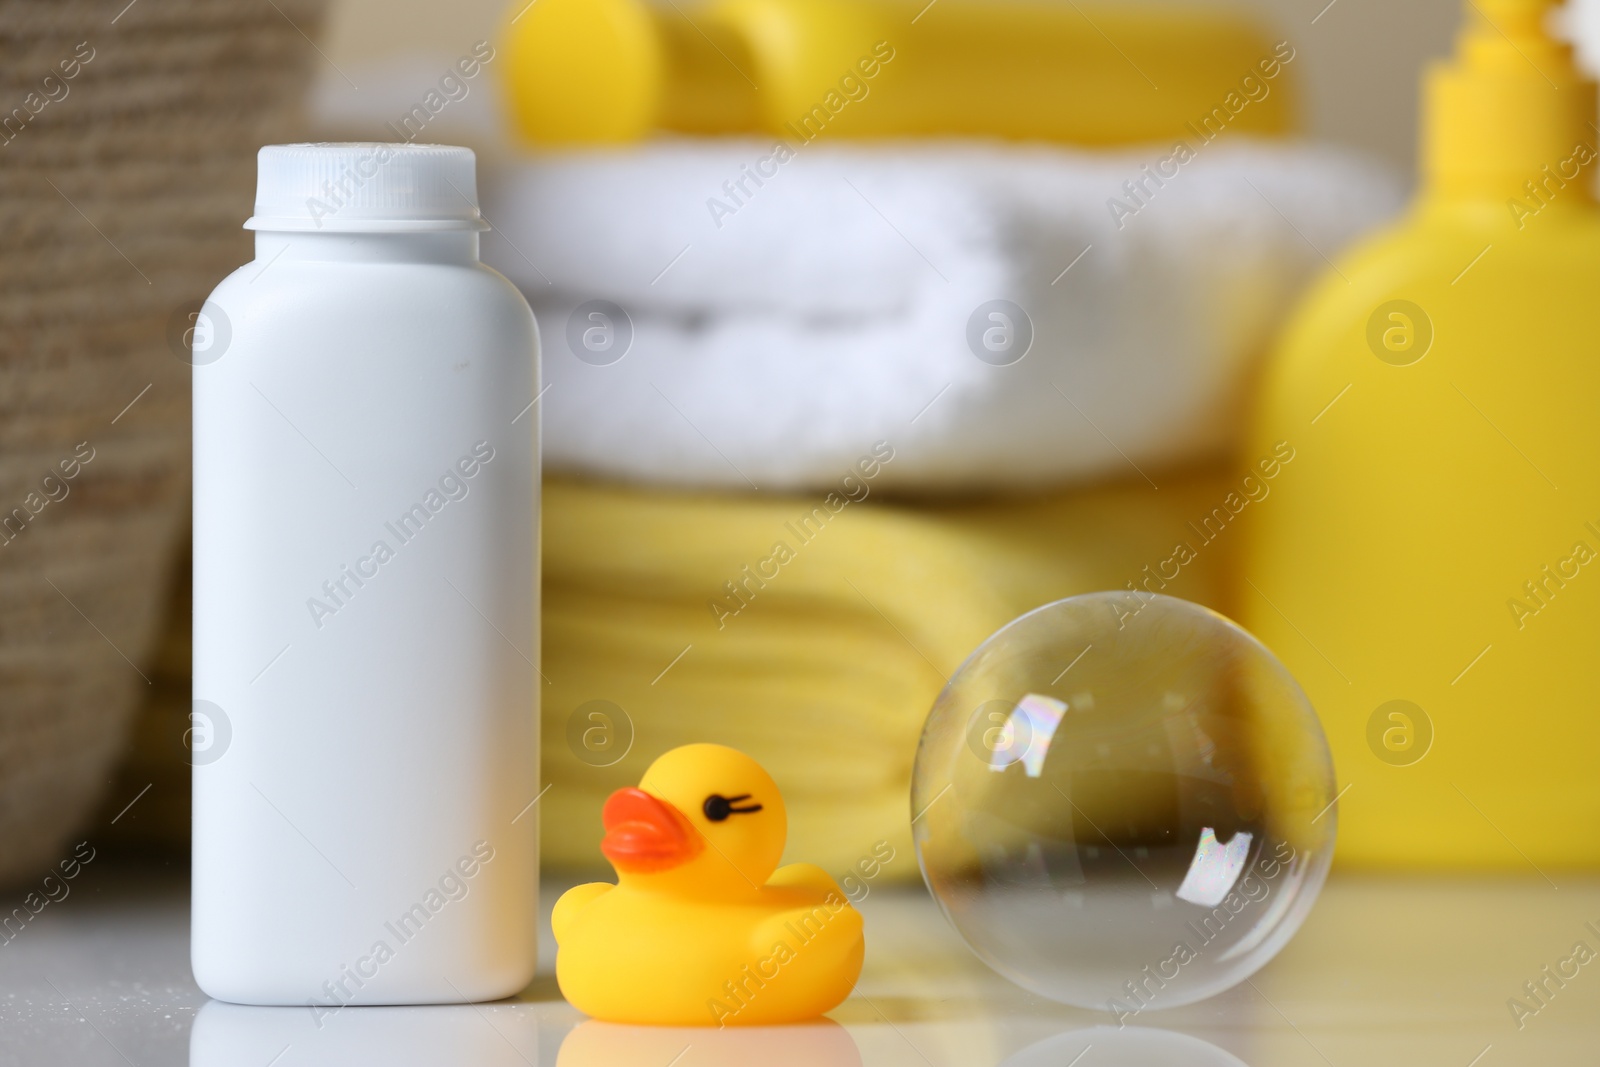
[7,0,1600,883]
[311,0,1465,175]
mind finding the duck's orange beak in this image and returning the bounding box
[600,787,702,873]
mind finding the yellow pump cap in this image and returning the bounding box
[1424,0,1597,200]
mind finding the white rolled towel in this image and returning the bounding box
[481,138,1400,493]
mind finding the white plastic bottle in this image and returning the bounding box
[191,143,539,1007]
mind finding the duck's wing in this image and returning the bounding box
[551,881,613,945]
[766,862,848,897]
[750,890,864,974]
[755,864,862,954]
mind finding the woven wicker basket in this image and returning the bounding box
[0,0,324,884]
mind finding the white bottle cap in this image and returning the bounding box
[244,142,490,233]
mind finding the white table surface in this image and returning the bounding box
[1,865,1595,1066]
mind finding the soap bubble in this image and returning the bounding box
[912,593,1335,1013]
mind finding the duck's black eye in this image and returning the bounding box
[703,794,762,821]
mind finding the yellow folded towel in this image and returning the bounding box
[542,468,1238,876]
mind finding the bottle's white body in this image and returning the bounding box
[191,229,539,1006]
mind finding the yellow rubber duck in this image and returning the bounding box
[553,743,865,1026]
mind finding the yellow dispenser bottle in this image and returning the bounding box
[1241,0,1600,868]
[501,0,1294,147]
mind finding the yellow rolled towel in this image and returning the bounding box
[501,0,1296,147]
[542,467,1240,877]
